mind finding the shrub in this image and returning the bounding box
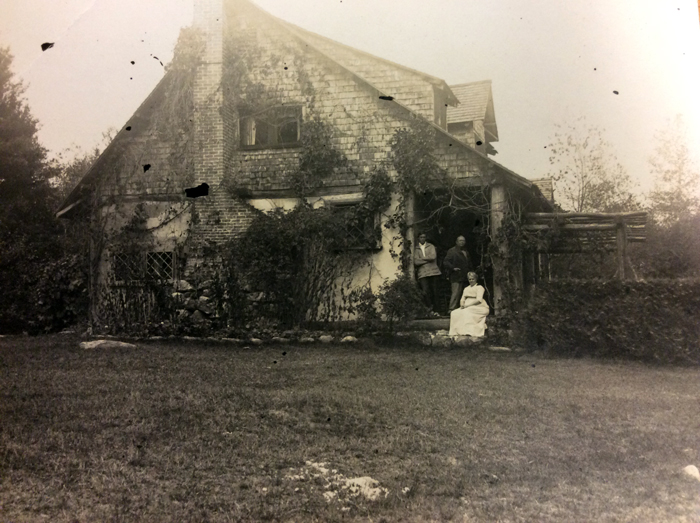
[377,274,429,330]
[220,206,365,328]
[516,279,700,364]
[30,253,89,333]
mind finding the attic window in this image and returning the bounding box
[240,106,302,149]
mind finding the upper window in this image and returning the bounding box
[240,106,302,149]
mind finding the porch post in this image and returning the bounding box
[616,219,627,280]
[407,191,416,280]
[490,184,506,314]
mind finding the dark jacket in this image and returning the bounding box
[442,246,472,283]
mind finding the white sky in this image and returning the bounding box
[1,0,700,195]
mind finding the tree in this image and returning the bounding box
[632,116,700,278]
[647,115,699,225]
[0,47,74,333]
[548,118,637,213]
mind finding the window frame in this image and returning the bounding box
[111,250,176,286]
[239,105,303,150]
[329,201,383,252]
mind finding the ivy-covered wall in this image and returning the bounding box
[82,0,553,331]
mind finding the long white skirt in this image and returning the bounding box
[449,304,489,337]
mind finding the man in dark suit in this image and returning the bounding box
[442,235,472,312]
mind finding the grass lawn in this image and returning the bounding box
[1,335,699,522]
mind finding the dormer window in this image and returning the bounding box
[240,106,302,149]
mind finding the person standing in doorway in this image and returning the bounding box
[414,233,441,315]
[443,235,472,313]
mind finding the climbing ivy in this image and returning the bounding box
[290,118,351,197]
[388,121,448,273]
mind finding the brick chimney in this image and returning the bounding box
[193,0,224,187]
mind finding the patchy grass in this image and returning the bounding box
[1,335,699,522]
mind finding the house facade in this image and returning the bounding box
[57,0,552,330]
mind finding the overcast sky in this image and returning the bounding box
[2,0,699,195]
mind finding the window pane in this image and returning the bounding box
[240,106,301,148]
[146,252,174,281]
[278,119,299,143]
[113,252,142,282]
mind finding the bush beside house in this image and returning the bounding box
[515,280,700,364]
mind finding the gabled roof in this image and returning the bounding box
[447,80,498,142]
[57,0,548,217]
[447,81,492,123]
[276,20,460,106]
[56,71,178,218]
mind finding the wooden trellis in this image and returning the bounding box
[523,211,647,280]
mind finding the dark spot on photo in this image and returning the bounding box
[185,183,210,198]
[125,126,132,131]
[476,140,483,146]
[282,351,287,356]
[131,61,135,65]
[613,90,619,95]
[379,95,394,101]
[284,66,288,70]
[327,417,331,422]
[143,164,151,173]
[41,43,54,51]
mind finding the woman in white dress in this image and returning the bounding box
[449,271,489,337]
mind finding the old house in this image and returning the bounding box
[57,0,553,330]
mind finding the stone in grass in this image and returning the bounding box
[683,465,700,481]
[453,336,478,347]
[272,337,290,344]
[250,338,263,345]
[340,336,358,343]
[413,332,433,346]
[299,337,315,343]
[80,340,137,350]
[318,335,334,343]
[431,335,453,348]
[488,346,512,352]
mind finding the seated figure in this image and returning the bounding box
[449,271,489,337]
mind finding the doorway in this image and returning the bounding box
[414,193,493,316]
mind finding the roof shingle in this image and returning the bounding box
[447,80,492,123]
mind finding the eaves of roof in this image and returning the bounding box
[55,71,177,218]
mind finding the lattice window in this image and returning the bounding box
[112,251,174,283]
[112,252,143,282]
[146,252,174,281]
[331,203,380,250]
